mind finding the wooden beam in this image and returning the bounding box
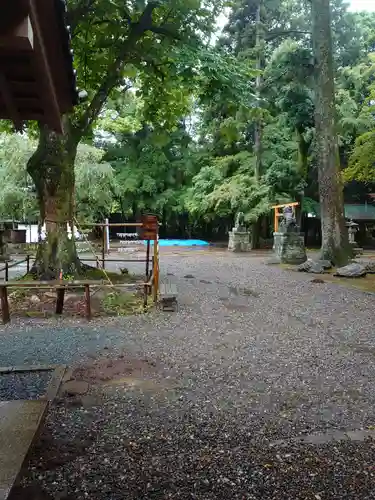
[0,16,34,51]
[0,110,44,121]
[271,202,299,210]
[4,80,38,95]
[0,73,22,130]
[0,97,41,108]
[0,0,29,35]
[28,0,62,133]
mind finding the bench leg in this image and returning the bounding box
[55,288,65,315]
[0,286,10,324]
[85,285,91,320]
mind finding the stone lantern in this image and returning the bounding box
[346,219,363,256]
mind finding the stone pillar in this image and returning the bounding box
[228,231,251,252]
[273,231,307,264]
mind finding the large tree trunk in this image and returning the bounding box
[27,116,82,279]
[251,0,264,250]
[311,0,350,266]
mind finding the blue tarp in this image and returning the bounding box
[144,239,209,247]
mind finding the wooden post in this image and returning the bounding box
[274,208,278,233]
[84,284,91,320]
[0,286,10,324]
[26,255,30,273]
[145,240,150,279]
[144,240,150,308]
[153,239,159,303]
[105,218,110,254]
[55,287,65,315]
[102,226,105,269]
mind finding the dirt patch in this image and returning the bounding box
[62,380,89,396]
[7,287,144,321]
[9,484,54,500]
[219,298,249,312]
[31,431,94,472]
[70,356,158,386]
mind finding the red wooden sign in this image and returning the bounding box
[138,215,158,240]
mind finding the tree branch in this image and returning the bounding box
[134,1,160,30]
[265,30,311,41]
[73,19,120,38]
[76,1,180,136]
[68,0,97,35]
[148,25,180,38]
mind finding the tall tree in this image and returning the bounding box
[311,0,349,264]
[26,0,225,278]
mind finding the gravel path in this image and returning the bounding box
[0,371,52,401]
[3,251,375,499]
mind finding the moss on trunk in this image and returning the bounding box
[27,116,83,279]
[311,0,350,266]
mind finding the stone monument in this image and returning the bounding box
[273,206,307,264]
[228,212,251,252]
[346,219,363,256]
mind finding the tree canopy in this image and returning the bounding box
[0,0,375,254]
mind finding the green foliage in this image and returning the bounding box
[75,144,119,222]
[103,122,194,217]
[0,133,117,222]
[342,54,375,183]
[0,134,38,221]
[344,131,375,183]
[186,120,301,221]
[102,291,144,315]
[2,0,375,244]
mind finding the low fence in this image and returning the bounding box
[0,256,31,281]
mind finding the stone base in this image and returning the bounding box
[351,244,363,256]
[228,231,251,252]
[273,232,307,265]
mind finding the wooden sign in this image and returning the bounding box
[138,215,158,240]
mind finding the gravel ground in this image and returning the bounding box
[3,250,375,499]
[0,371,52,401]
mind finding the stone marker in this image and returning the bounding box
[334,263,367,278]
[297,259,331,274]
[297,259,325,274]
[228,212,251,252]
[273,206,307,265]
[62,380,89,396]
[355,260,375,274]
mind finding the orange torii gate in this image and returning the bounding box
[271,202,299,232]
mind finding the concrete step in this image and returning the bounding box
[0,400,47,499]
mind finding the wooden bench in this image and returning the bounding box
[0,280,106,324]
[159,282,178,311]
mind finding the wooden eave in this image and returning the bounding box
[0,0,78,132]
